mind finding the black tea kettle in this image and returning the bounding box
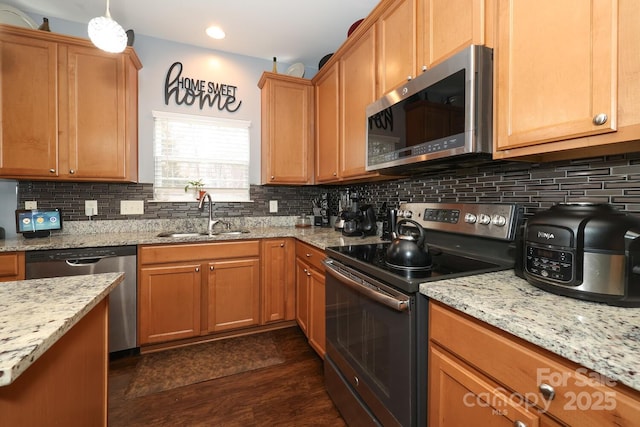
[385,219,432,270]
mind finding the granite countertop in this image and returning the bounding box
[420,270,640,393]
[0,272,124,387]
[0,226,384,252]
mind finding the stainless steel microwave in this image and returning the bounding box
[365,45,493,174]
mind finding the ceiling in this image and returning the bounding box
[4,0,380,69]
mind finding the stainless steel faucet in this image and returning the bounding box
[198,192,219,235]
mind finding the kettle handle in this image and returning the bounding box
[396,219,426,248]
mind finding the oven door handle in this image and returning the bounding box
[323,260,409,312]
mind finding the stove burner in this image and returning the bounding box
[384,260,432,277]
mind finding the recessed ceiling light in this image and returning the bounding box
[206,26,225,40]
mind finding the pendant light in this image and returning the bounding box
[88,0,127,53]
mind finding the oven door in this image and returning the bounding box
[324,259,415,427]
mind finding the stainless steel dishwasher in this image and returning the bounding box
[25,246,137,354]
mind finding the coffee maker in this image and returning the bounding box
[342,204,377,237]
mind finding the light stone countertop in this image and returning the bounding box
[420,270,640,393]
[0,226,384,252]
[0,272,124,386]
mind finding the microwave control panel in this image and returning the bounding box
[524,245,574,283]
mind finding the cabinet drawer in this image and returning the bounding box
[295,241,325,271]
[429,302,640,426]
[0,252,25,281]
[139,241,260,265]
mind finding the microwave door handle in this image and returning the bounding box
[324,260,409,312]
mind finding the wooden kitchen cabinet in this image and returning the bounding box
[138,241,260,346]
[339,25,380,181]
[0,25,140,182]
[138,262,202,344]
[295,240,326,357]
[493,0,640,161]
[377,0,418,95]
[261,238,296,324]
[417,0,489,72]
[205,257,260,333]
[0,251,25,282]
[429,301,640,426]
[258,72,314,185]
[314,62,341,183]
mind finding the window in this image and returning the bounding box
[152,111,250,202]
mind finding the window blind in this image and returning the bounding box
[152,111,250,202]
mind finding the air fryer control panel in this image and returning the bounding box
[525,245,574,283]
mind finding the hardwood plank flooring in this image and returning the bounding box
[108,327,347,426]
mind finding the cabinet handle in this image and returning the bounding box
[407,75,412,81]
[421,65,427,72]
[195,267,200,272]
[69,169,75,174]
[280,243,284,247]
[306,253,312,257]
[333,172,337,176]
[271,175,275,180]
[307,271,311,277]
[49,168,56,173]
[303,268,308,273]
[210,266,214,271]
[593,113,608,126]
[539,383,556,400]
[513,421,527,427]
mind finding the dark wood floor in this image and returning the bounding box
[108,327,347,426]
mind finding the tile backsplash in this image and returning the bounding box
[17,152,640,223]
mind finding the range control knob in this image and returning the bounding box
[464,213,477,224]
[478,214,491,225]
[492,215,507,226]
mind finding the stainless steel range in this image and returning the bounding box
[323,202,522,427]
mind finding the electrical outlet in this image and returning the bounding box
[85,200,98,216]
[269,200,278,213]
[25,201,37,210]
[120,200,144,215]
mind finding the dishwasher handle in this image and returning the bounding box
[65,256,112,266]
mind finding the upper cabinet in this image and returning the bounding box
[376,0,490,97]
[340,25,380,181]
[314,62,340,183]
[258,72,314,185]
[377,0,418,95]
[418,0,489,72]
[493,0,640,161]
[0,25,141,182]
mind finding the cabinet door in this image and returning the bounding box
[295,258,310,335]
[0,252,25,282]
[308,266,326,358]
[340,26,379,180]
[261,239,295,323]
[315,62,341,183]
[64,45,129,180]
[377,0,418,95]
[429,345,541,427]
[419,0,486,70]
[0,34,58,178]
[495,0,617,150]
[259,74,313,184]
[206,258,260,332]
[138,264,202,345]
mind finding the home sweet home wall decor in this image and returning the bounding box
[164,61,243,112]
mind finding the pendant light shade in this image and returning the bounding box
[88,0,127,53]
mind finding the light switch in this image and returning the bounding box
[120,200,144,215]
[85,200,98,216]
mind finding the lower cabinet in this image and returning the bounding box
[138,241,260,346]
[0,251,25,282]
[295,240,326,357]
[261,238,296,324]
[428,301,640,426]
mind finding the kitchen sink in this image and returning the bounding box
[156,230,250,238]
